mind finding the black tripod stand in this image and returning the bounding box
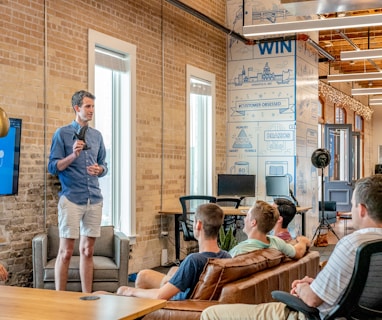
[311,167,340,242]
[310,148,340,243]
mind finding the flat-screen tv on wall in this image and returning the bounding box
[217,174,256,197]
[0,118,22,196]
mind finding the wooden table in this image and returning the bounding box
[159,206,311,261]
[0,286,166,320]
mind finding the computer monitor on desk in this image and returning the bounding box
[217,174,256,198]
[265,175,299,206]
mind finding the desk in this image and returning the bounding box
[338,212,352,235]
[159,206,311,261]
[0,286,166,320]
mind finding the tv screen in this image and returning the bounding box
[217,174,256,197]
[265,175,290,197]
[0,118,22,196]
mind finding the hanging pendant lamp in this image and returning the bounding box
[0,107,10,138]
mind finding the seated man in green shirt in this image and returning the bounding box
[229,200,310,259]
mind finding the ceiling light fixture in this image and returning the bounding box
[327,72,382,83]
[351,88,382,96]
[243,13,382,37]
[369,102,382,106]
[341,48,382,61]
[369,98,382,105]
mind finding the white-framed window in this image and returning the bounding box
[335,106,346,124]
[186,65,215,195]
[88,29,136,241]
[355,114,363,131]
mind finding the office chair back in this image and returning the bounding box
[327,239,382,319]
[216,197,242,232]
[179,195,217,241]
[318,201,337,224]
[271,239,382,320]
[216,197,242,208]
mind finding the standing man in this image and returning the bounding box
[48,90,108,293]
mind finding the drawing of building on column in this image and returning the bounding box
[226,0,319,215]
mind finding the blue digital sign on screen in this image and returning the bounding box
[0,118,22,196]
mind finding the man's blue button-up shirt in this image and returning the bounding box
[48,120,108,205]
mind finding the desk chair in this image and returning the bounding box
[318,201,337,225]
[271,239,382,320]
[338,212,352,235]
[179,195,217,241]
[216,197,242,233]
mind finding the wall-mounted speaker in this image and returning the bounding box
[375,164,382,174]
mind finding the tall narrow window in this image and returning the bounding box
[353,114,364,179]
[335,106,346,124]
[186,65,215,195]
[317,96,326,148]
[88,30,137,240]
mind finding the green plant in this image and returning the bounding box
[218,225,237,251]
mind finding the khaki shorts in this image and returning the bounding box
[58,196,103,239]
[201,302,306,320]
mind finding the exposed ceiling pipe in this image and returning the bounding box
[165,0,254,44]
[165,0,331,60]
[306,38,335,61]
[337,30,358,50]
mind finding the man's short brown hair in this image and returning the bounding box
[195,203,224,239]
[250,200,279,234]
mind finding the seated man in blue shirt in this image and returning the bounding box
[229,200,310,259]
[117,203,231,300]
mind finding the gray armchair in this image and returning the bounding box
[32,225,129,292]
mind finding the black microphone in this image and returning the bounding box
[73,126,90,150]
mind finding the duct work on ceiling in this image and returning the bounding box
[281,0,382,16]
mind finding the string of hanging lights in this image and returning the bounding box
[319,81,374,120]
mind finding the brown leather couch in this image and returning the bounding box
[143,248,320,320]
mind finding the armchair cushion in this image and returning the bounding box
[47,226,114,259]
[191,248,285,300]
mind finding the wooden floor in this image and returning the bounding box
[310,215,353,262]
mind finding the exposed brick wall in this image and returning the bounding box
[0,0,227,285]
[0,0,374,288]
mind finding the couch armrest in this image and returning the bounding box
[142,300,220,320]
[32,233,48,288]
[114,231,129,287]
